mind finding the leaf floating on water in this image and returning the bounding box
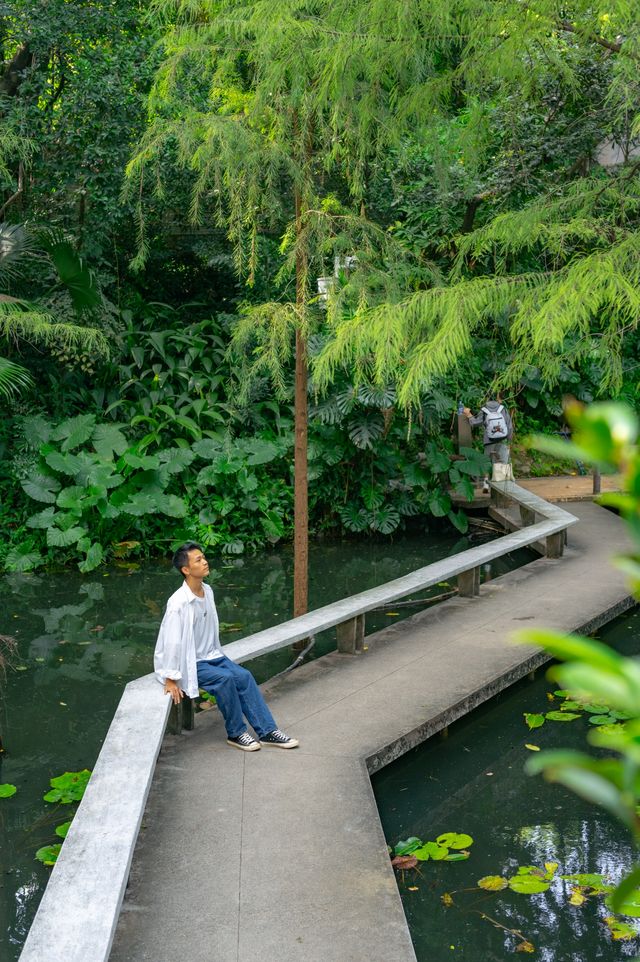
[546,692,555,702]
[414,841,449,861]
[35,844,61,867]
[14,665,27,671]
[478,876,509,891]
[545,711,581,722]
[391,855,418,870]
[525,744,540,751]
[445,852,471,861]
[394,837,422,856]
[544,863,559,878]
[0,784,17,798]
[408,886,419,891]
[589,714,618,725]
[516,941,535,954]
[55,820,72,839]
[604,916,638,940]
[385,612,399,617]
[437,833,474,850]
[569,890,586,906]
[553,690,571,697]
[523,713,545,730]
[508,876,551,894]
[441,892,454,907]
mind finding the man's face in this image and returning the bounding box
[182,548,210,579]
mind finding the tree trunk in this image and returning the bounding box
[293,186,309,622]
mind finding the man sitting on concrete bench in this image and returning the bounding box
[154,542,299,752]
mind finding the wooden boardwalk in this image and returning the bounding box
[109,501,634,962]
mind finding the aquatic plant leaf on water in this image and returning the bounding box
[603,916,638,940]
[477,876,509,891]
[414,841,449,861]
[0,783,17,798]
[43,769,91,804]
[524,744,540,751]
[545,711,581,722]
[569,890,587,905]
[524,713,545,730]
[544,863,559,879]
[583,704,610,714]
[560,873,609,888]
[55,820,72,839]
[393,837,422,856]
[441,892,454,906]
[588,714,618,725]
[445,852,471,861]
[508,876,550,894]
[516,942,535,953]
[553,690,571,697]
[391,855,418,870]
[35,844,61,866]
[436,833,473,849]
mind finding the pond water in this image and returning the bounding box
[0,525,531,960]
[373,607,640,962]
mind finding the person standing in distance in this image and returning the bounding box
[154,542,299,752]
[463,397,513,493]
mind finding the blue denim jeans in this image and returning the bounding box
[196,656,276,739]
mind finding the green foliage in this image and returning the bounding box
[517,401,640,912]
[43,769,91,804]
[35,844,62,867]
[392,832,474,865]
[0,783,17,798]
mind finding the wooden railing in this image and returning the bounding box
[18,480,578,962]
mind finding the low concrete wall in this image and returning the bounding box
[18,675,171,962]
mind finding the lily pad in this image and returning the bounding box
[55,820,72,839]
[445,851,471,861]
[524,713,545,730]
[545,711,581,722]
[391,855,418,870]
[414,841,449,861]
[508,876,551,894]
[394,837,422,856]
[43,769,91,804]
[0,784,17,798]
[604,916,638,940]
[525,743,540,751]
[35,844,62,867]
[436,833,473,850]
[478,876,509,891]
[589,714,618,725]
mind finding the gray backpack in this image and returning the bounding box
[482,405,508,441]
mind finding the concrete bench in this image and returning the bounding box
[18,480,577,962]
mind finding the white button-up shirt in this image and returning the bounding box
[153,580,223,698]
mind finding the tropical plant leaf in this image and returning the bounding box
[44,235,101,312]
[46,525,87,548]
[157,447,196,473]
[22,471,61,503]
[78,543,104,573]
[52,414,97,451]
[0,356,33,398]
[347,412,385,449]
[26,506,58,529]
[92,424,129,458]
[4,545,44,571]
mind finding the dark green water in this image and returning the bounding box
[373,608,640,962]
[0,527,530,959]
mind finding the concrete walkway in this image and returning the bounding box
[109,502,634,962]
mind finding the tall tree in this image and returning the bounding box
[312,0,640,407]
[128,0,447,616]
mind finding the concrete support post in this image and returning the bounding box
[491,485,510,508]
[519,506,536,527]
[337,614,365,654]
[545,532,564,559]
[457,567,480,597]
[168,697,195,734]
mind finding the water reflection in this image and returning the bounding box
[374,609,640,961]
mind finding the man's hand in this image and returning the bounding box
[463,406,472,417]
[164,679,184,704]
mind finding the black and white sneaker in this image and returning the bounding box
[259,729,299,749]
[227,732,261,752]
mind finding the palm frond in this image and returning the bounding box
[0,356,33,399]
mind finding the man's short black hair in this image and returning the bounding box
[172,542,203,575]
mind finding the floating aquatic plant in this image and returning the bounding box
[391,832,473,868]
[43,769,91,804]
[0,783,16,798]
